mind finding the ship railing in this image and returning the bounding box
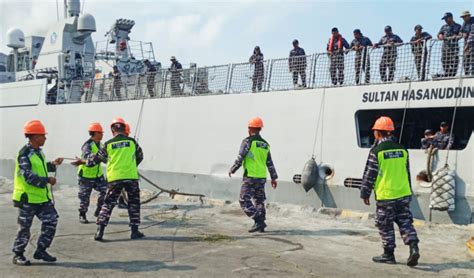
[61,39,471,104]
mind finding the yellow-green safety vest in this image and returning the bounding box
[13,148,52,204]
[78,141,103,179]
[243,137,270,179]
[105,138,138,182]
[373,141,412,201]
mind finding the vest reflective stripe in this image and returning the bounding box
[106,139,138,182]
[13,150,51,204]
[243,139,269,179]
[78,141,103,179]
[374,148,412,201]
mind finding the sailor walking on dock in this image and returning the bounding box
[12,120,63,265]
[229,117,278,233]
[75,123,107,224]
[360,116,420,266]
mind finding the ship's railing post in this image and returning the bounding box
[225,64,233,94]
[266,59,273,91]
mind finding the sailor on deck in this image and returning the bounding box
[462,11,474,75]
[360,116,420,266]
[438,12,462,78]
[410,25,432,81]
[229,117,278,233]
[351,29,373,84]
[12,120,63,265]
[75,123,107,224]
[144,60,157,97]
[374,26,403,82]
[327,27,350,85]
[289,39,307,88]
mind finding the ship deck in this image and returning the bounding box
[0,178,472,277]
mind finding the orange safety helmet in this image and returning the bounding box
[111,117,126,127]
[248,117,264,128]
[372,116,395,131]
[125,123,130,136]
[23,120,47,135]
[88,123,104,133]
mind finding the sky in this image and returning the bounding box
[1,0,474,67]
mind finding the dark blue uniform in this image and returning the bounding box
[170,61,183,95]
[249,52,264,92]
[410,32,432,80]
[438,22,462,77]
[230,136,278,222]
[375,34,403,82]
[12,144,59,257]
[289,47,307,87]
[327,36,350,85]
[463,18,474,75]
[360,137,419,252]
[351,36,373,84]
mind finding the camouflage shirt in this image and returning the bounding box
[360,136,411,199]
[79,139,104,181]
[17,143,56,188]
[230,135,278,181]
[433,131,454,150]
[87,134,144,167]
[438,22,462,48]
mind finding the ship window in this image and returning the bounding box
[355,107,474,150]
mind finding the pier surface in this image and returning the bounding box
[0,178,472,277]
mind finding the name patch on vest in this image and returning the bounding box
[256,142,268,149]
[111,141,130,149]
[383,150,404,159]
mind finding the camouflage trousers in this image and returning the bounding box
[375,196,419,250]
[239,178,266,220]
[12,202,58,253]
[97,181,141,227]
[78,178,107,213]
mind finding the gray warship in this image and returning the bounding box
[0,0,473,227]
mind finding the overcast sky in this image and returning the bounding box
[1,0,473,67]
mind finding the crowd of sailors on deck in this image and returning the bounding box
[249,11,474,91]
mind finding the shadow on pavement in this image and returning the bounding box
[413,261,474,272]
[51,260,196,272]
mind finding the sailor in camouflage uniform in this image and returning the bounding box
[437,12,462,77]
[74,117,144,240]
[374,26,403,82]
[76,123,107,224]
[12,120,63,265]
[229,117,278,233]
[360,116,420,266]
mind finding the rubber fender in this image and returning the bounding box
[301,158,319,192]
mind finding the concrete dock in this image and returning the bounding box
[0,177,472,277]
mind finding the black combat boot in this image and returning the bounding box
[372,248,396,264]
[130,225,145,239]
[407,242,420,266]
[12,252,31,266]
[79,212,89,224]
[94,206,101,218]
[94,225,105,241]
[248,217,267,233]
[33,249,57,262]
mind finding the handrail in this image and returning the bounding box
[57,39,471,104]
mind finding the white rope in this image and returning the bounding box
[310,88,325,158]
[444,63,464,165]
[429,165,456,211]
